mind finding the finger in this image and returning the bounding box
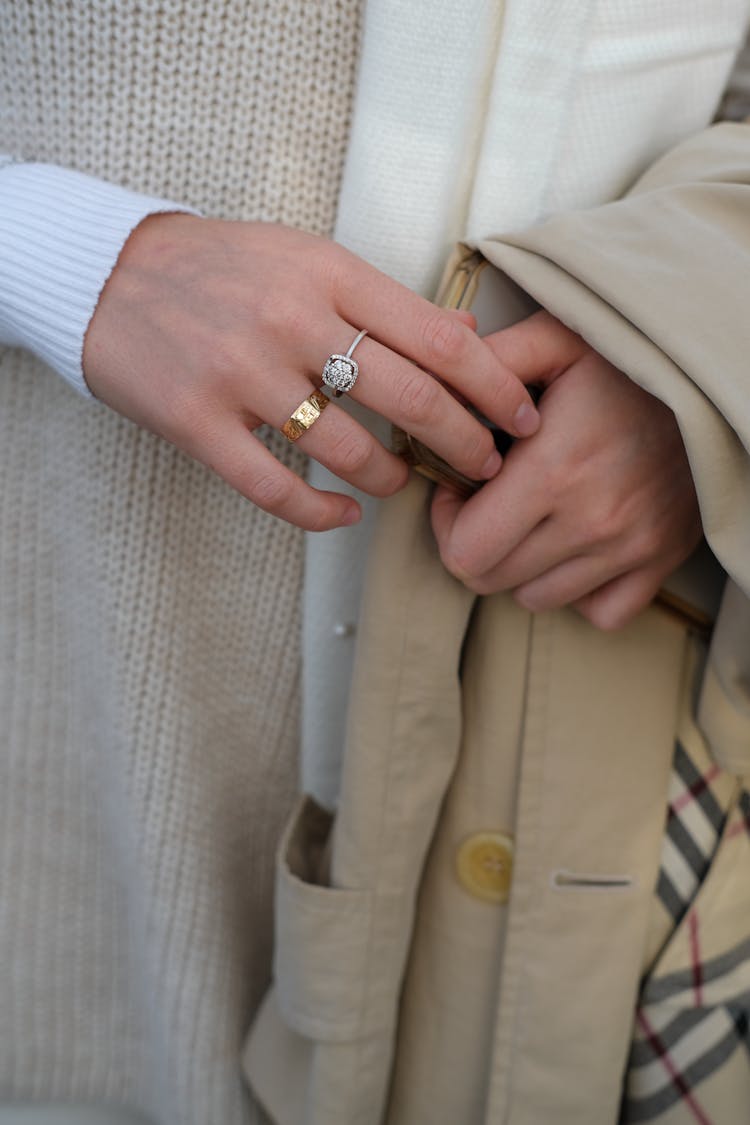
[572,568,665,631]
[333,256,540,438]
[343,334,504,482]
[197,416,362,531]
[241,363,409,498]
[513,552,631,614]
[430,447,551,584]
[272,315,501,483]
[435,315,475,409]
[458,515,585,595]
[430,484,466,567]
[289,390,409,498]
[449,309,477,331]
[482,310,587,387]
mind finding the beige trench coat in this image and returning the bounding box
[245,123,750,1124]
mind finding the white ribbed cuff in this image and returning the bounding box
[0,162,198,396]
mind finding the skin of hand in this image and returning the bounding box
[431,311,703,631]
[82,214,539,531]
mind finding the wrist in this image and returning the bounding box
[0,161,199,395]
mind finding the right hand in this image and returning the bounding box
[82,215,539,530]
[431,312,701,630]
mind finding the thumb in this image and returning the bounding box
[482,309,587,388]
[430,484,472,580]
[447,308,478,331]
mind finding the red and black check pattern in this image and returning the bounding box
[620,744,750,1124]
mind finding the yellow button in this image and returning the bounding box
[455,832,514,904]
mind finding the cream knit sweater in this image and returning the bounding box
[0,3,361,1123]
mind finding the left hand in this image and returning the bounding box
[431,312,703,630]
[83,216,537,531]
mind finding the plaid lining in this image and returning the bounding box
[620,745,750,1124]
[655,742,727,927]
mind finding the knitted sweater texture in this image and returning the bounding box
[0,3,361,1123]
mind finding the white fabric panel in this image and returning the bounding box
[468,0,750,236]
[303,0,505,806]
[303,0,750,807]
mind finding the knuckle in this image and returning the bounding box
[328,429,374,477]
[303,505,337,533]
[163,384,220,447]
[164,385,205,433]
[420,311,465,365]
[534,459,563,506]
[519,328,551,372]
[463,425,495,473]
[627,523,661,567]
[278,303,309,344]
[396,370,440,425]
[249,470,294,513]
[376,459,409,498]
[575,512,607,550]
[590,497,630,546]
[253,288,293,337]
[314,240,349,295]
[482,367,516,418]
[205,334,249,387]
[566,491,626,549]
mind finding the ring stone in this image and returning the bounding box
[322,329,368,397]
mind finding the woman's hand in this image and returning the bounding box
[431,312,702,630]
[83,215,539,530]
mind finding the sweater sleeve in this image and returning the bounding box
[0,160,198,396]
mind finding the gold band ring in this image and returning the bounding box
[281,389,330,443]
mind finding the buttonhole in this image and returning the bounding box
[552,870,634,891]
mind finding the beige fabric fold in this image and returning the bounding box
[246,120,750,1123]
[246,477,691,1125]
[480,122,750,596]
[480,120,750,777]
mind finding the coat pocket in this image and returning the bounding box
[272,794,382,1044]
[244,795,403,1125]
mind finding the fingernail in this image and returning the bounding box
[341,504,361,526]
[480,449,503,478]
[514,401,540,437]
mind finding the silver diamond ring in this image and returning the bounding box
[321,329,368,397]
